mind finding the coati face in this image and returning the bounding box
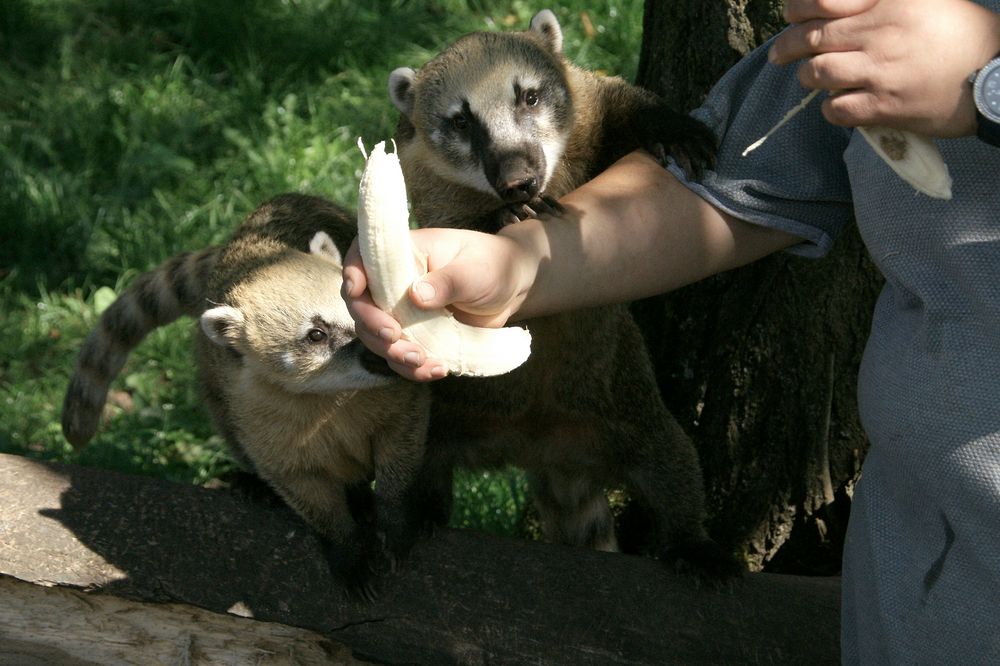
[389,9,573,203]
[201,232,394,393]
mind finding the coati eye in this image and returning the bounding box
[524,89,540,107]
[306,328,327,343]
[451,113,468,131]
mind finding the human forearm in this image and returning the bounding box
[501,150,799,320]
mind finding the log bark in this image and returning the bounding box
[633,0,883,571]
[0,453,840,665]
[0,575,360,665]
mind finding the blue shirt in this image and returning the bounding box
[671,8,1000,663]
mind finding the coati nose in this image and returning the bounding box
[498,176,539,203]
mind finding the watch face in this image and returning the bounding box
[975,59,1000,121]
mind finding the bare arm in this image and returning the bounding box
[505,150,797,320]
[342,150,797,381]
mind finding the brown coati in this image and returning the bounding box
[389,10,739,574]
[62,194,430,595]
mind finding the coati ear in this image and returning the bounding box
[388,67,416,117]
[309,231,342,266]
[529,9,563,54]
[200,305,245,349]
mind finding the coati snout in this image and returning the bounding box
[483,147,544,203]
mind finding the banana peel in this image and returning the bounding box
[356,139,532,376]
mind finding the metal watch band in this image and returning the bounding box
[974,52,1000,147]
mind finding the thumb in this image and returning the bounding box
[409,266,511,328]
[411,261,489,313]
[410,273,450,309]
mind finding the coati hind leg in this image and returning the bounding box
[528,470,618,552]
[405,453,455,534]
[623,415,745,579]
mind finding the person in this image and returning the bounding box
[343,0,1000,662]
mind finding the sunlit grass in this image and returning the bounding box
[1,0,643,535]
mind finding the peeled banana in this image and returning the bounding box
[743,90,953,200]
[356,139,532,377]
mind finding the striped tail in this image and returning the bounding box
[61,246,220,448]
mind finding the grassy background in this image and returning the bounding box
[0,0,642,536]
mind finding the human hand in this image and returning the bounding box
[341,226,540,381]
[769,0,1000,137]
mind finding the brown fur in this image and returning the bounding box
[63,194,431,593]
[392,11,739,575]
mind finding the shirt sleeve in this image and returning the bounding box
[667,36,855,258]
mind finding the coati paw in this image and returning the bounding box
[347,574,380,603]
[649,115,718,182]
[662,538,745,583]
[372,530,406,575]
[321,535,383,602]
[527,194,565,218]
[503,194,565,225]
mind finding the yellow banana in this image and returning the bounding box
[356,139,532,376]
[743,90,952,200]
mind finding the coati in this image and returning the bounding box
[389,10,739,573]
[62,194,430,594]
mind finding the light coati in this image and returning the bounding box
[62,194,430,594]
[389,10,739,574]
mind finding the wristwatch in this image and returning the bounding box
[972,52,1000,147]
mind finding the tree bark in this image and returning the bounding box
[0,453,840,665]
[634,0,883,571]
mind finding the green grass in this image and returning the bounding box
[0,0,643,534]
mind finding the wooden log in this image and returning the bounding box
[0,574,360,665]
[0,453,841,664]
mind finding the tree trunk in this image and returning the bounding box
[633,0,883,571]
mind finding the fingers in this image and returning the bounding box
[341,239,371,302]
[769,17,864,65]
[795,49,875,91]
[343,238,403,351]
[351,299,448,381]
[342,238,449,382]
[782,0,877,24]
[821,89,886,128]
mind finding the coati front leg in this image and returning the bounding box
[369,403,433,572]
[404,451,456,535]
[596,80,717,181]
[264,471,382,599]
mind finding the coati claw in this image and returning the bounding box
[503,195,565,224]
[357,139,533,377]
[531,195,564,217]
[506,203,535,222]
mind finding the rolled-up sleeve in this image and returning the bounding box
[667,37,855,258]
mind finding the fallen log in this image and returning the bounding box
[0,453,840,664]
